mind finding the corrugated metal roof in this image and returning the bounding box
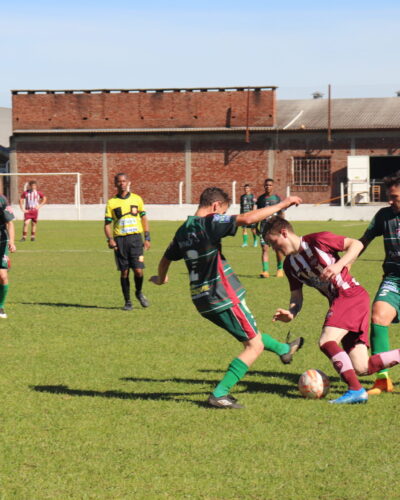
[277,97,400,130]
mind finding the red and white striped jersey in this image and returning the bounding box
[283,232,361,303]
[21,189,44,210]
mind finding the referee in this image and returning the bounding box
[104,173,151,310]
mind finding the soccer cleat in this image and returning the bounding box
[367,377,394,395]
[207,394,244,409]
[122,301,133,311]
[135,291,150,308]
[241,243,248,247]
[0,308,7,319]
[329,388,368,404]
[276,269,284,278]
[253,240,258,248]
[280,334,304,364]
[259,271,270,278]
[31,237,36,242]
[20,237,26,242]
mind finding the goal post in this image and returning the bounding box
[0,172,82,220]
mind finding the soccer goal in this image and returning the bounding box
[0,172,82,220]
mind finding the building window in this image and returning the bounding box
[293,157,331,186]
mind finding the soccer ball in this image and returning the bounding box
[298,369,330,399]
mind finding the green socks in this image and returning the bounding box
[277,261,283,270]
[371,323,390,377]
[261,333,289,356]
[242,234,249,245]
[262,262,269,272]
[213,358,249,397]
[0,284,9,308]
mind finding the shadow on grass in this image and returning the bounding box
[20,301,121,310]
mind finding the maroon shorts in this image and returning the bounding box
[323,287,370,352]
[24,209,38,223]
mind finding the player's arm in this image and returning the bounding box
[320,237,363,281]
[38,194,47,208]
[149,256,170,285]
[236,196,301,226]
[273,289,303,323]
[141,214,151,251]
[7,221,16,252]
[19,196,26,213]
[104,219,117,249]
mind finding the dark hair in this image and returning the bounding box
[264,178,274,183]
[114,172,128,183]
[262,216,294,239]
[29,180,37,186]
[244,183,251,187]
[384,171,400,189]
[199,187,231,207]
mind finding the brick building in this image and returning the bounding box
[9,87,400,206]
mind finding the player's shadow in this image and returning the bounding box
[20,301,121,310]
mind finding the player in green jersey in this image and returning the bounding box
[360,172,400,394]
[240,184,257,248]
[256,178,285,278]
[0,194,16,319]
[150,187,303,409]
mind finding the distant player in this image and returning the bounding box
[104,173,150,311]
[150,187,303,409]
[239,184,257,248]
[256,178,284,278]
[359,172,400,395]
[0,194,16,318]
[264,216,400,404]
[19,180,47,242]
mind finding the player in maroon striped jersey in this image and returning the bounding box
[19,180,47,242]
[263,216,400,404]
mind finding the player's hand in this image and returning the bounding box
[320,263,342,282]
[107,239,117,250]
[144,240,151,251]
[272,308,294,323]
[149,275,168,285]
[283,196,302,208]
[8,243,16,253]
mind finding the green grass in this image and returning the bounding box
[0,220,399,499]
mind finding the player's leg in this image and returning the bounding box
[319,326,368,404]
[30,220,37,241]
[241,226,248,247]
[368,292,398,394]
[276,249,285,277]
[251,227,258,247]
[21,218,30,241]
[260,240,270,278]
[115,236,132,310]
[0,267,9,319]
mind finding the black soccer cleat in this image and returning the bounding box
[207,394,244,409]
[280,332,304,365]
[122,301,133,311]
[135,291,150,308]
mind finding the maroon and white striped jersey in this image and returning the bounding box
[21,190,44,210]
[283,232,361,303]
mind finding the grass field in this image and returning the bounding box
[1,219,400,499]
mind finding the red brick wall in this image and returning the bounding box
[12,90,276,130]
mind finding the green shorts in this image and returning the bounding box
[373,277,400,323]
[0,238,9,270]
[203,299,259,342]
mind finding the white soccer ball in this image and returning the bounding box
[298,369,330,399]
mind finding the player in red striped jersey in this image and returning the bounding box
[263,216,400,404]
[19,180,47,242]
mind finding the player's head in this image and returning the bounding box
[244,183,251,194]
[199,187,231,213]
[114,173,129,193]
[29,180,37,189]
[264,178,274,194]
[384,171,400,213]
[262,216,298,256]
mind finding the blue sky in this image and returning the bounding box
[1,0,400,107]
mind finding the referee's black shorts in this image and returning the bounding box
[114,233,145,271]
